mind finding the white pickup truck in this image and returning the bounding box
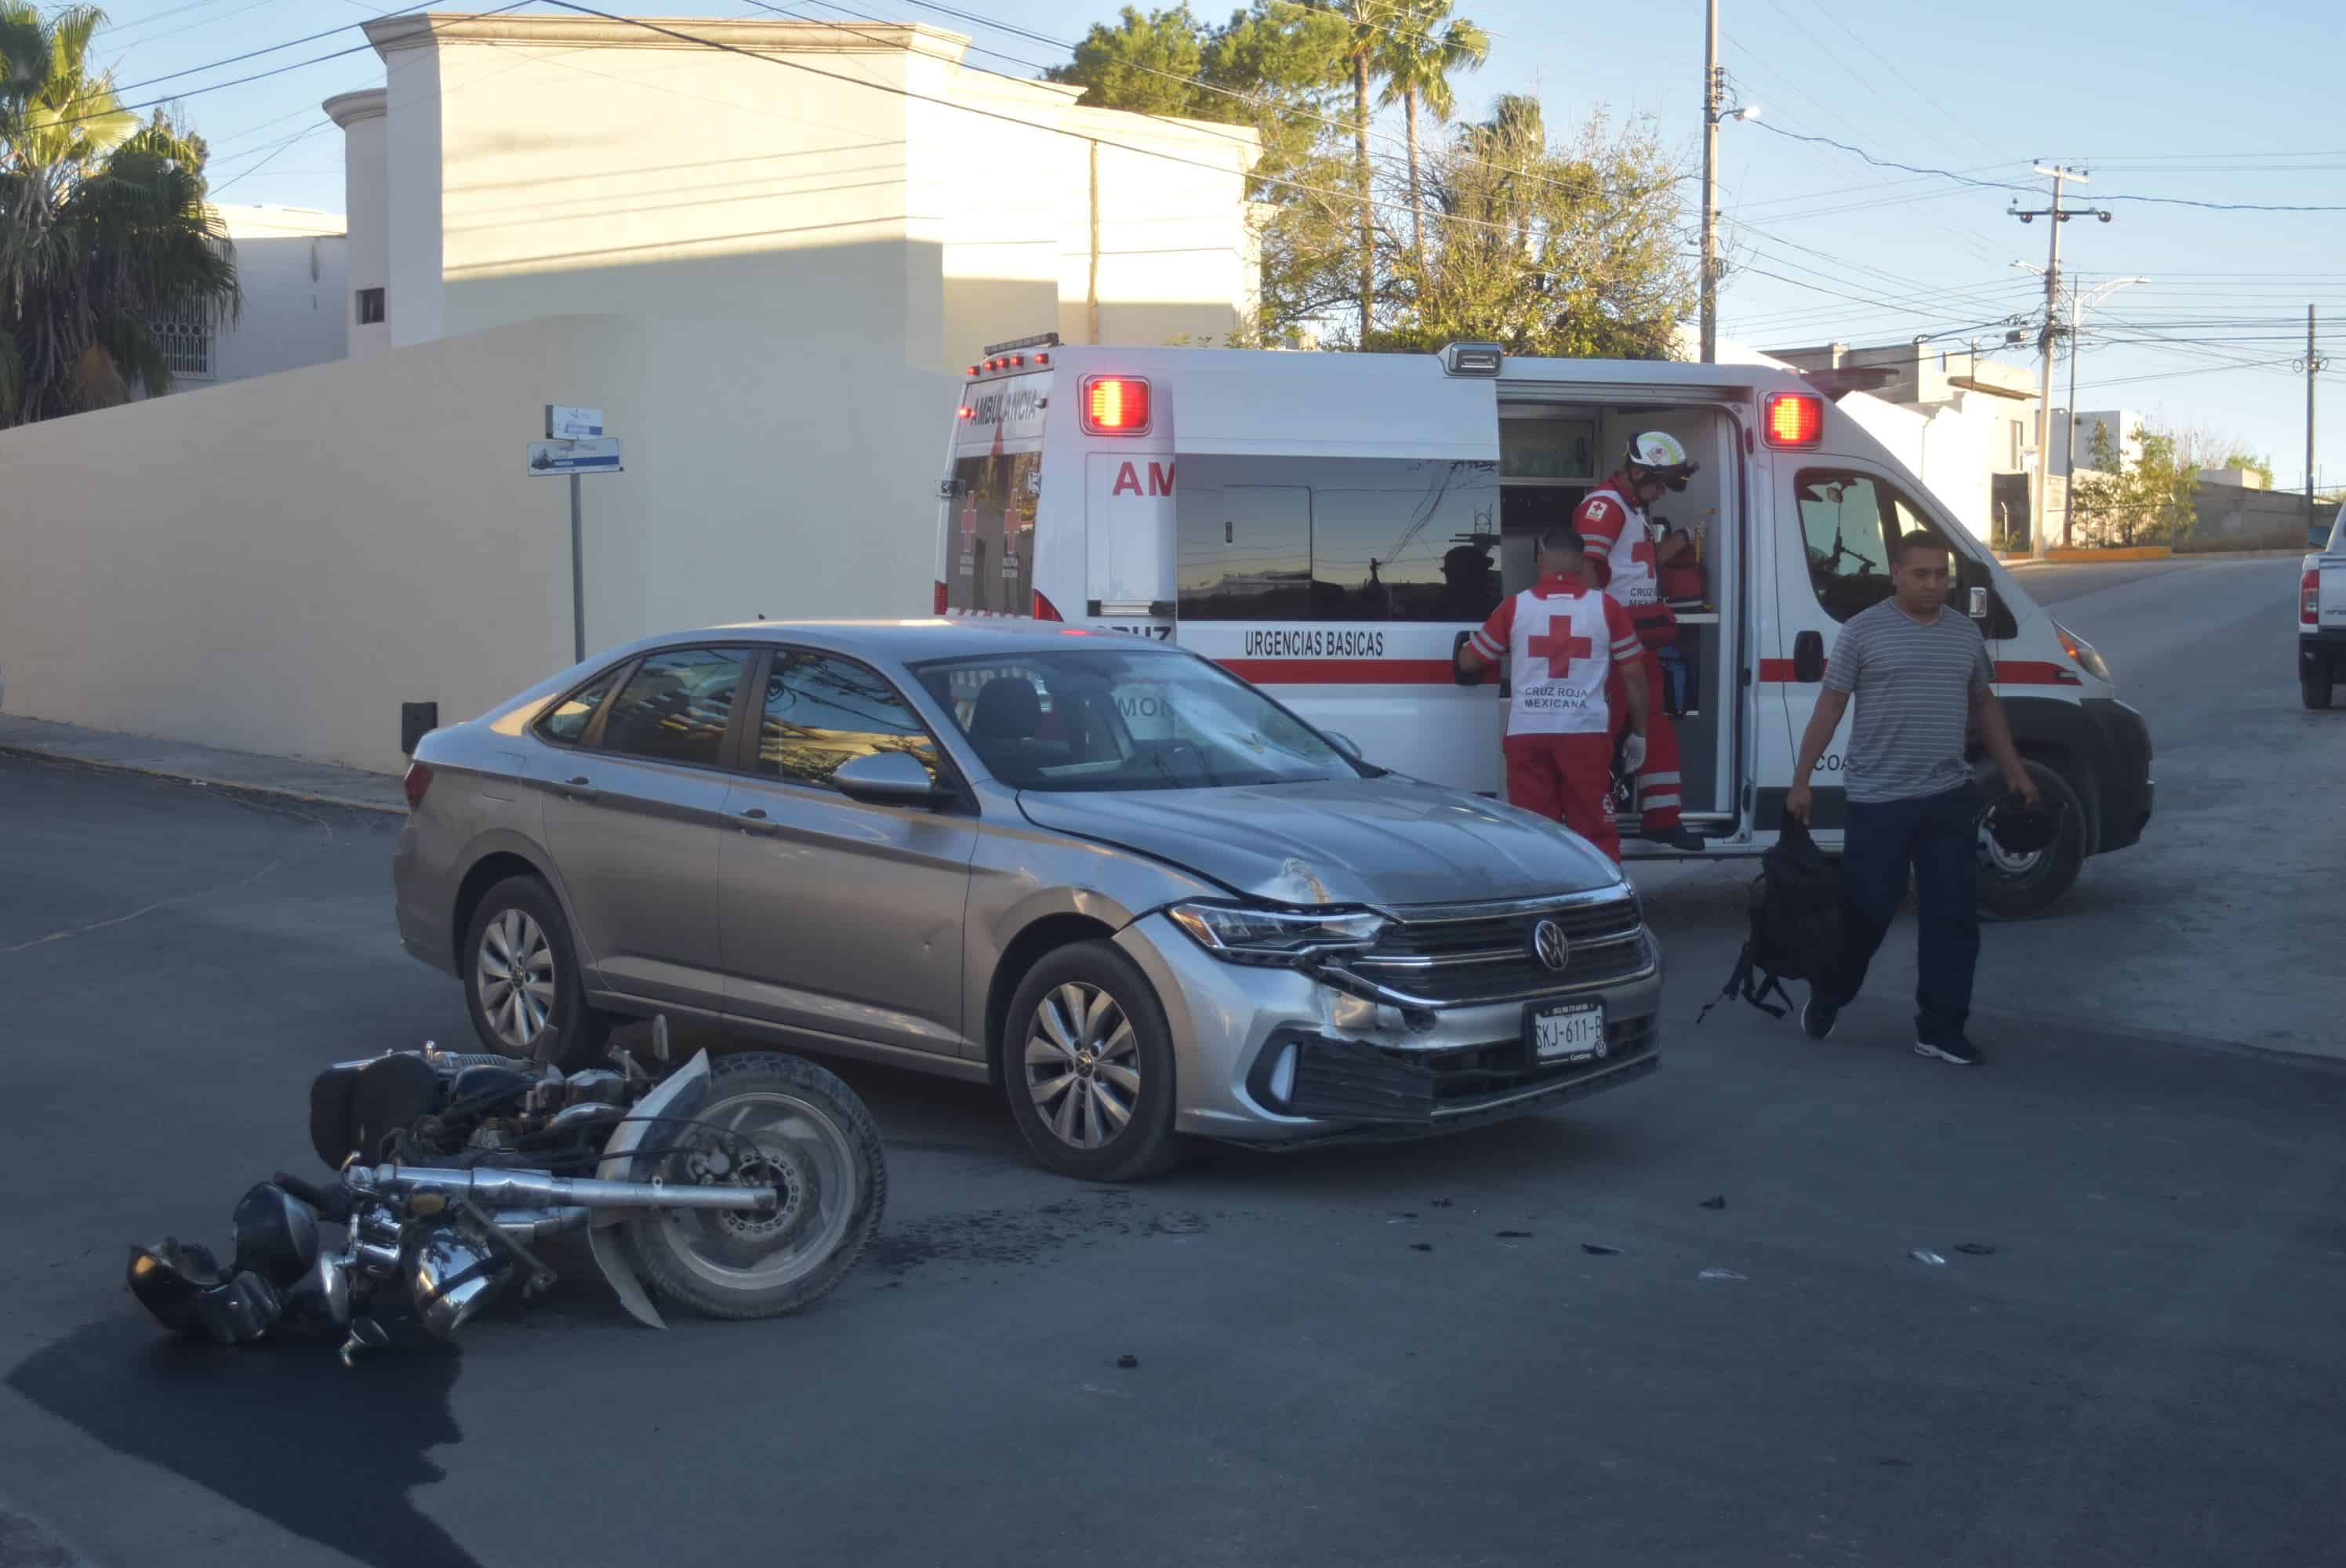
[2304,511,2346,710]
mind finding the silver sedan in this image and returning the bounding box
[393,622,1661,1180]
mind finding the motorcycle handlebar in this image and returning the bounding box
[274,1171,354,1223]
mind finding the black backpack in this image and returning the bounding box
[1699,815,1843,1022]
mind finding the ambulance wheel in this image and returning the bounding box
[2304,670,2334,710]
[1974,760,2084,922]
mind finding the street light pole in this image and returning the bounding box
[2061,274,2148,547]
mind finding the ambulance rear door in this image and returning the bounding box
[1163,353,1505,793]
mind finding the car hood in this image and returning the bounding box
[1016,777,1623,907]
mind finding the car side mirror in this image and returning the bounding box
[1792,629,1826,683]
[1323,731,1364,761]
[833,750,947,808]
[1968,586,1988,619]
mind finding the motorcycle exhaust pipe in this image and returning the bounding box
[489,1207,593,1241]
[369,1166,779,1213]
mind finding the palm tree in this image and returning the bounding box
[1376,0,1487,264]
[1327,0,1401,347]
[1465,92,1543,253]
[2,3,238,426]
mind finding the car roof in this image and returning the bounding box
[652,618,1183,665]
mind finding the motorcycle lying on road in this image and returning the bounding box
[127,1021,886,1363]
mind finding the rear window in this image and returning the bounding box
[943,449,1039,615]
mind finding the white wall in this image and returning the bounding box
[0,313,955,775]
[383,40,445,347]
[210,208,350,384]
[326,89,392,359]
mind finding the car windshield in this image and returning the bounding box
[912,647,1360,792]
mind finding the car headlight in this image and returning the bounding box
[1167,902,1389,965]
[2051,618,2111,684]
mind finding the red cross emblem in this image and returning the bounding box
[1527,621,1592,677]
[1629,536,1658,573]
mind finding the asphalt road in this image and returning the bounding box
[2,554,2342,1567]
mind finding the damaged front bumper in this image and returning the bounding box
[1113,912,1665,1145]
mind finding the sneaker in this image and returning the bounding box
[1914,1033,1983,1066]
[1802,997,1838,1041]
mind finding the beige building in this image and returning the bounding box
[0,13,1265,774]
[323,13,1262,371]
[150,204,349,393]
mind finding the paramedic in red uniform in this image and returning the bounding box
[1454,528,1647,863]
[1574,432,1706,851]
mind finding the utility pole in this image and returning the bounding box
[1699,0,1720,364]
[2010,165,2107,558]
[2297,305,2327,526]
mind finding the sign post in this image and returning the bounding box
[531,408,619,663]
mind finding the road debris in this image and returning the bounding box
[1699,1195,1727,1210]
[1409,1243,1434,1252]
[1909,1250,1948,1266]
[1115,1354,1139,1369]
[1581,1243,1621,1256]
[1494,1230,1533,1239]
[1698,1268,1746,1281]
[1954,1243,1997,1256]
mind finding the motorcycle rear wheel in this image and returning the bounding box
[622,1052,886,1319]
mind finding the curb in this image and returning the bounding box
[1998,546,2174,564]
[0,742,408,817]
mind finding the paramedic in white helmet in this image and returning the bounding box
[1574,433,1705,851]
[1454,527,1647,864]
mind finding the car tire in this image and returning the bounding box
[2304,670,2334,710]
[1974,760,2086,922]
[1000,941,1184,1182]
[460,875,611,1071]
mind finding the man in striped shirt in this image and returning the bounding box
[1456,528,1647,862]
[1787,532,2037,1065]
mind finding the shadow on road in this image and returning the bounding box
[8,1318,481,1568]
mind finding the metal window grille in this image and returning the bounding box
[153,304,214,380]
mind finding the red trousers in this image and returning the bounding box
[1503,732,1620,863]
[1607,650,1683,833]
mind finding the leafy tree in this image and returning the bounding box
[1373,0,1485,264]
[2069,422,2200,546]
[1377,108,1694,360]
[1,2,238,426]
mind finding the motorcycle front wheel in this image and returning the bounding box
[622,1052,886,1319]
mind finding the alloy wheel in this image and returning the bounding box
[1023,982,1141,1149]
[475,908,555,1052]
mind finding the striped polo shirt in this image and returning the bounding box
[1821,597,1993,804]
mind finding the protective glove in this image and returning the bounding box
[1621,733,1648,774]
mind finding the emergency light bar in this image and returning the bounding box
[1080,376,1151,435]
[983,332,1061,357]
[1763,392,1825,448]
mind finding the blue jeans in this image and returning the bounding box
[1817,782,1980,1041]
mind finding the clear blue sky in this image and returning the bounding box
[92,0,2346,488]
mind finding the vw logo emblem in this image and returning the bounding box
[1531,918,1571,972]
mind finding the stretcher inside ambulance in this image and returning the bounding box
[936,338,2152,918]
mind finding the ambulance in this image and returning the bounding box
[934,335,2153,918]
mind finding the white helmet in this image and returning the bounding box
[1625,430,1698,491]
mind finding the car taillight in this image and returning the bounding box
[402,762,434,811]
[1033,591,1064,622]
[2304,567,2321,626]
[1080,376,1151,435]
[1763,392,1824,448]
[934,580,949,615]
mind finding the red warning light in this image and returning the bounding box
[1080,376,1151,435]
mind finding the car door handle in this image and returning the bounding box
[737,807,780,837]
[561,775,599,801]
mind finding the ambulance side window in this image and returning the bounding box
[944,452,1040,615]
[1795,470,1897,623]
